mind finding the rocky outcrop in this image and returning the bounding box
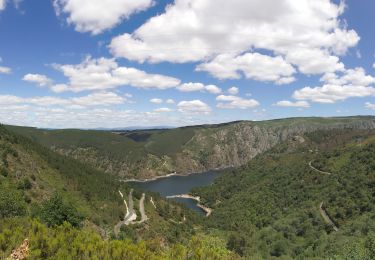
[179,119,375,173]
[50,118,375,180]
[8,239,29,260]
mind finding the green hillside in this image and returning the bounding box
[0,125,236,259]
[193,128,375,259]
[2,119,375,259]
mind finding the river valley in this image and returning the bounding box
[132,170,225,214]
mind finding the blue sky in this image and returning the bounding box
[0,0,374,128]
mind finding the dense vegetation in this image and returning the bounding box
[2,120,375,259]
[0,125,235,259]
[194,129,375,259]
[0,218,235,259]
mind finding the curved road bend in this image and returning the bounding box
[319,202,339,231]
[150,197,156,209]
[309,161,332,175]
[114,189,137,235]
[308,162,340,231]
[138,193,148,223]
[124,189,137,223]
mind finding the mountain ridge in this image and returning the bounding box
[5,116,375,180]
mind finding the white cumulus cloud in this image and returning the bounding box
[197,53,296,84]
[177,82,222,94]
[216,95,259,109]
[205,84,222,94]
[53,0,154,34]
[51,56,181,92]
[0,66,11,74]
[154,107,173,113]
[293,67,375,103]
[23,74,53,87]
[320,67,375,86]
[274,100,310,108]
[0,91,127,108]
[110,0,358,82]
[0,0,6,11]
[177,100,211,114]
[150,98,163,104]
[228,87,239,95]
[365,102,375,110]
[71,92,126,106]
[293,85,375,104]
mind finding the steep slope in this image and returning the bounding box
[0,125,127,226]
[192,128,375,259]
[2,123,375,259]
[7,116,375,180]
[0,218,236,259]
[0,124,236,259]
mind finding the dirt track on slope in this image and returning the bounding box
[309,161,332,175]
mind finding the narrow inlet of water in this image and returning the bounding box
[133,170,224,214]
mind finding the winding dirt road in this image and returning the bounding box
[134,193,148,224]
[150,197,156,209]
[309,161,332,175]
[118,190,129,216]
[308,161,339,231]
[140,193,148,222]
[125,189,137,223]
[319,202,339,231]
[114,189,138,236]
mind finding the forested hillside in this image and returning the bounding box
[193,128,375,259]
[0,125,235,259]
[2,121,375,259]
[7,116,375,180]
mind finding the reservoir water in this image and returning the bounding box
[133,170,225,214]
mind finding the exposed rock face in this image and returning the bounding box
[170,119,375,174]
[50,119,375,179]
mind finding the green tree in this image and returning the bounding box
[39,193,83,227]
[0,186,26,218]
[17,178,32,190]
[227,233,246,256]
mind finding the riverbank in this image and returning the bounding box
[121,165,234,183]
[121,172,180,183]
[166,194,212,217]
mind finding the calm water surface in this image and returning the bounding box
[133,170,225,214]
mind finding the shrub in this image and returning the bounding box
[17,178,32,190]
[39,193,83,227]
[0,168,8,177]
[0,186,27,218]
